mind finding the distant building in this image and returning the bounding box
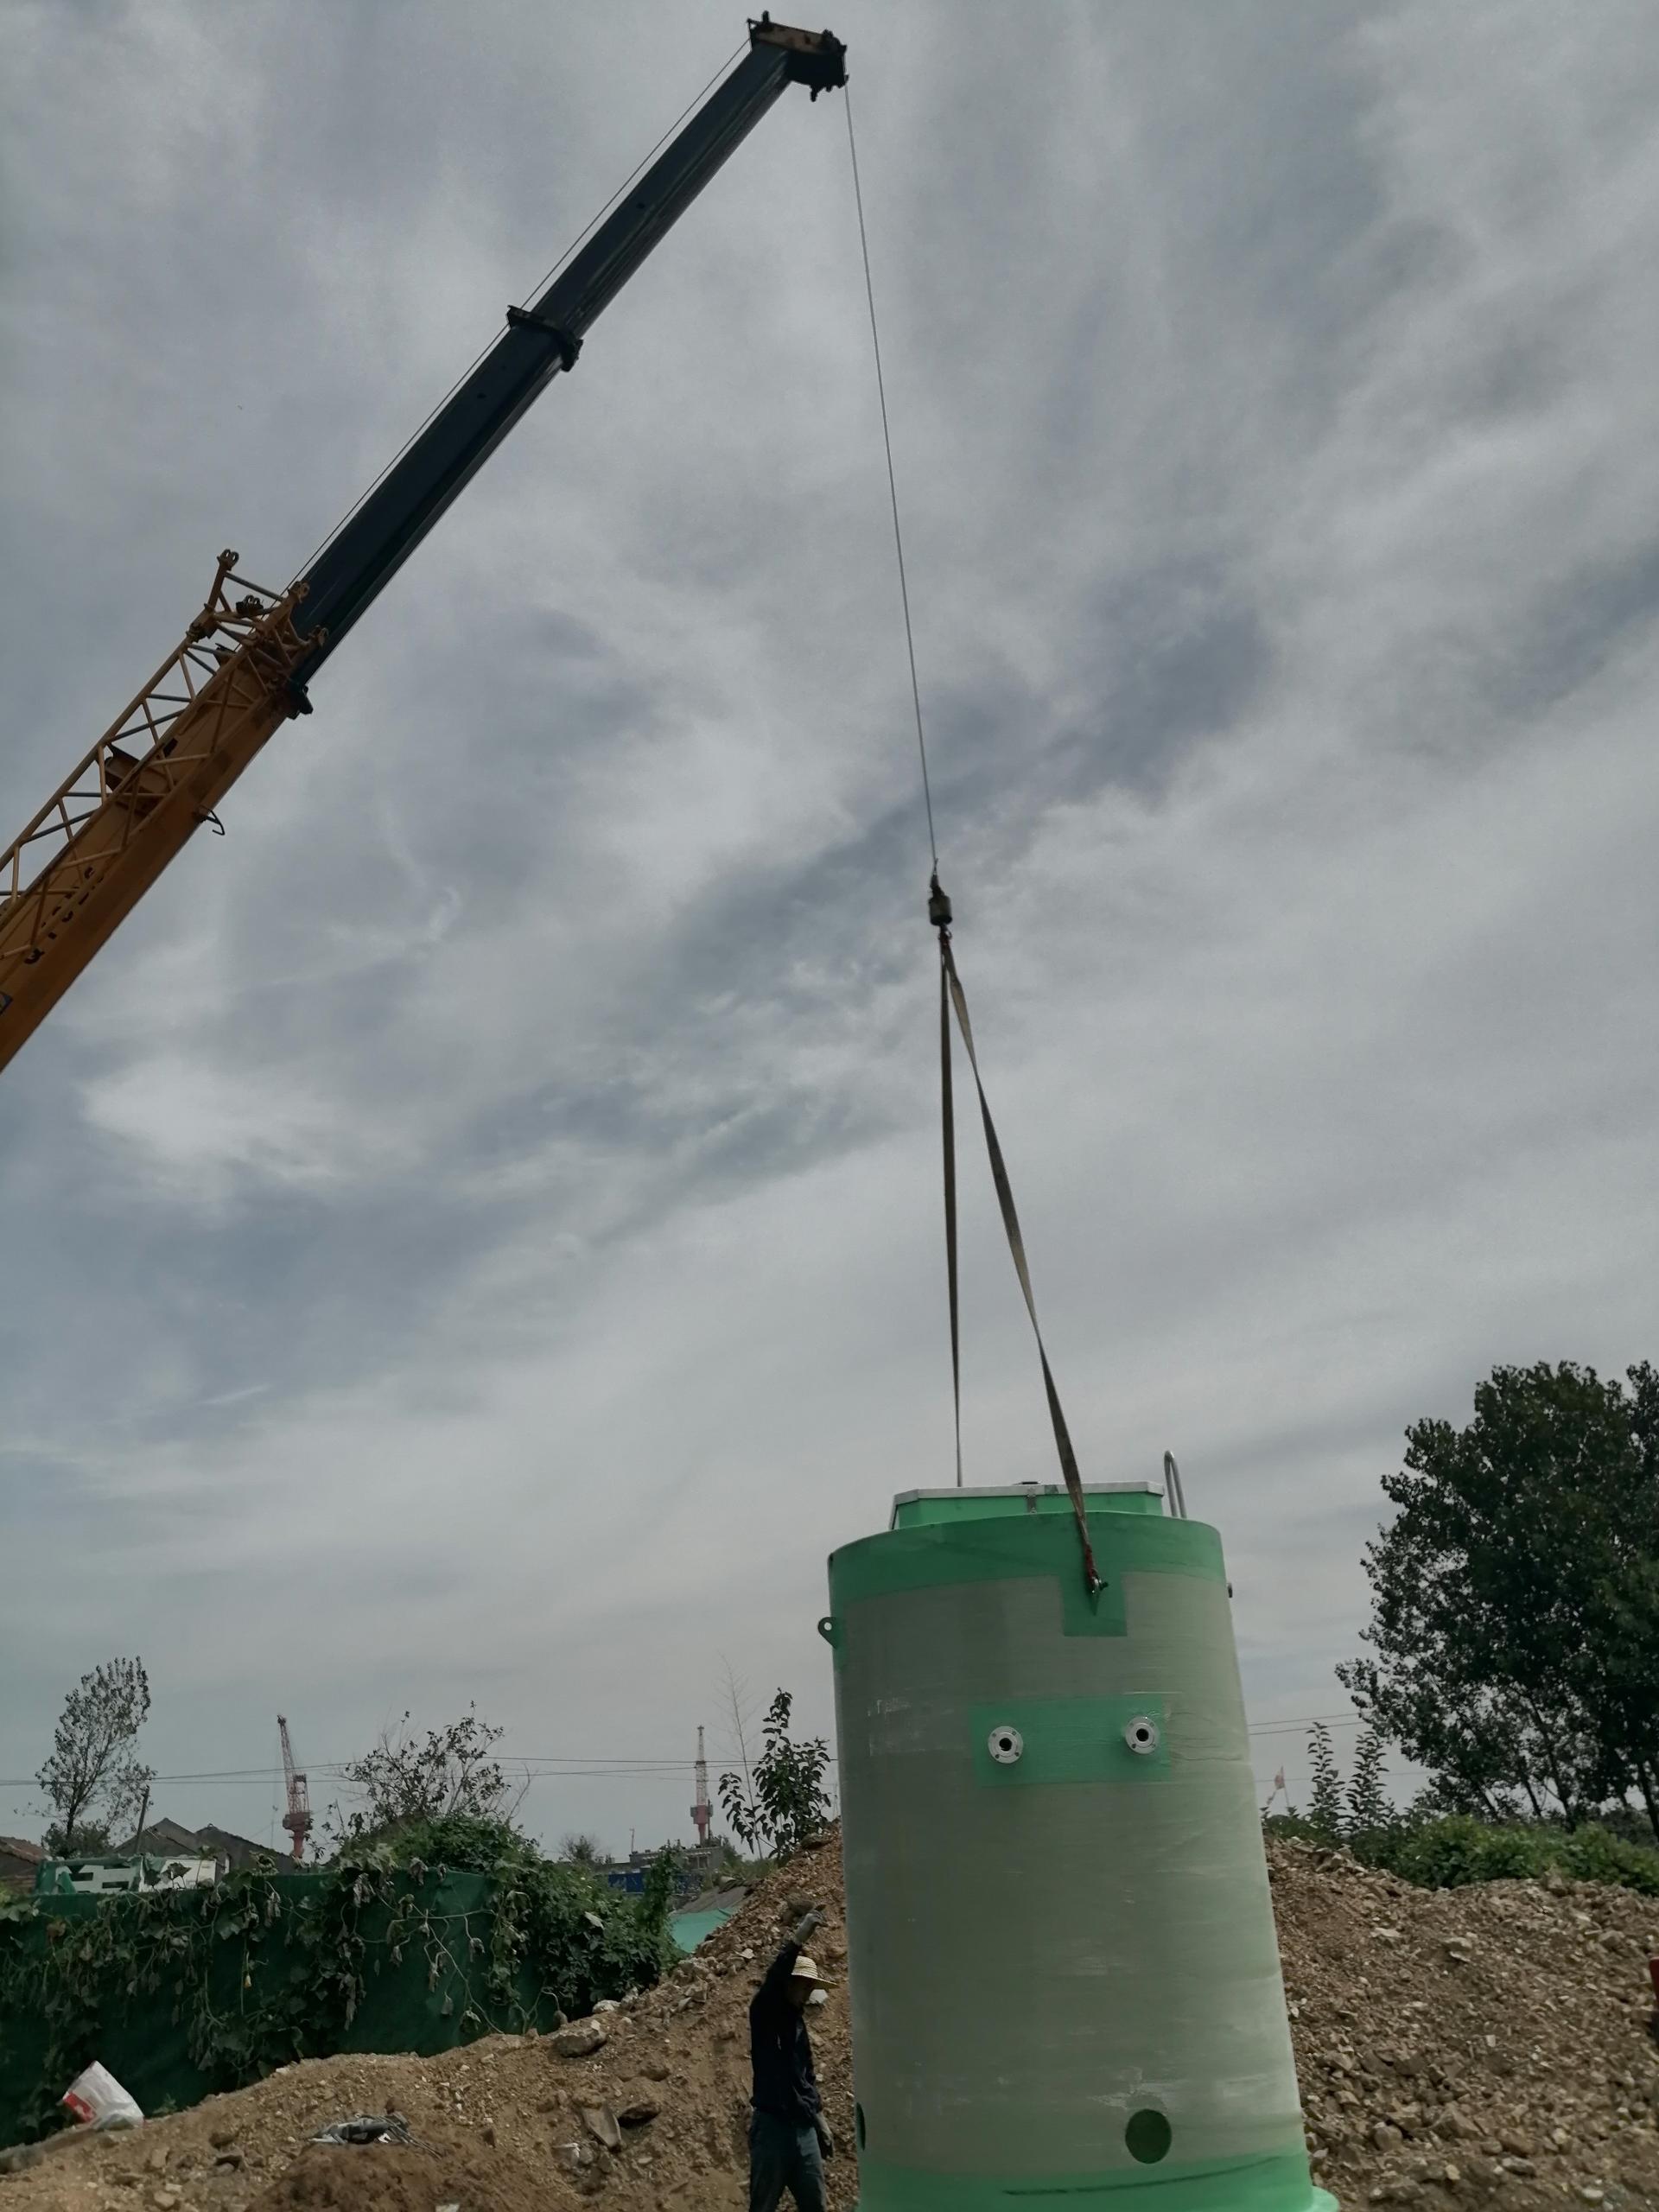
[0,1836,45,1896]
[118,1815,203,1863]
[603,1840,729,1897]
[120,1818,273,1873]
[7,1817,282,1900]
[37,1853,218,1897]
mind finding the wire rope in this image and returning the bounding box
[844,86,938,868]
[286,41,747,592]
[0,1718,1370,1795]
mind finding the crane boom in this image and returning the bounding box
[0,19,846,1076]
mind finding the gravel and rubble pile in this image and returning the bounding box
[6,1830,1659,2211]
[1274,1838,1659,2212]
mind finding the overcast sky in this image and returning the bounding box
[3,0,1657,1854]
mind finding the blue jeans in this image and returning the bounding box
[748,2110,827,2212]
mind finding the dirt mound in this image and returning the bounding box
[242,2129,552,2212]
[6,1830,1659,2212]
[1274,1838,1659,2210]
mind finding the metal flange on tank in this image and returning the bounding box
[820,1482,1335,2212]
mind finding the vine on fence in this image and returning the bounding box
[0,1822,676,2141]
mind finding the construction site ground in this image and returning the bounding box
[6,1833,1659,2211]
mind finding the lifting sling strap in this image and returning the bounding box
[931,874,1103,1598]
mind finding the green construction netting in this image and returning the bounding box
[669,1907,735,1954]
[0,1868,565,2147]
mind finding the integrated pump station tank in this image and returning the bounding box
[822,1483,1333,2212]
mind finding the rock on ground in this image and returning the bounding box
[5,1832,1659,2212]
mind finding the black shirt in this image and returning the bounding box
[749,1939,821,2124]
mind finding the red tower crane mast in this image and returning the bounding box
[277,1713,313,1864]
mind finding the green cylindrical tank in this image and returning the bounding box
[823,1483,1332,2212]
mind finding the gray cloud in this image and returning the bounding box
[3,0,1657,1845]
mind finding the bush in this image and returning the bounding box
[1351,1815,1659,1897]
[1263,1813,1331,1845]
[1559,1824,1659,1896]
[343,1814,539,1873]
[336,1817,679,2003]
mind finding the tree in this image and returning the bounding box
[718,1689,830,1861]
[1306,1722,1344,1839]
[1346,1726,1391,1835]
[560,1832,607,1867]
[715,1660,760,1821]
[327,1707,524,1848]
[1338,1362,1659,1837]
[37,1656,154,1856]
[715,1660,766,1853]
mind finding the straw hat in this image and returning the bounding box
[791,1953,830,2004]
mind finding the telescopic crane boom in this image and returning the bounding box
[0,19,846,1075]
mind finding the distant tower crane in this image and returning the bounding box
[277,1714,313,1863]
[690,1725,713,1847]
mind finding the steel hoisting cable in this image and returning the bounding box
[288,43,747,593]
[846,93,1100,1594]
[844,87,938,870]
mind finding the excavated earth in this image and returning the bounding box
[5,1833,1659,2210]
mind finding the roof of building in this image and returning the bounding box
[126,1816,200,1853]
[194,1824,276,1869]
[121,1819,273,1869]
[0,1836,45,1865]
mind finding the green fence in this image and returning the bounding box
[0,1864,612,2145]
[669,1906,736,1954]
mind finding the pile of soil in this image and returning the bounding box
[1274,1838,1659,2210]
[245,2130,553,2212]
[6,1831,1659,2212]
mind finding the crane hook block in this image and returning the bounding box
[928,874,952,931]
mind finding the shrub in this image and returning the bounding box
[1351,1815,1659,1896]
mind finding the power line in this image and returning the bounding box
[1247,1714,1366,1738]
[0,1714,1370,1795]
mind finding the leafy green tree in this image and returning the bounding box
[560,1832,607,1867]
[37,1656,154,1855]
[1306,1722,1344,1839]
[1346,1726,1391,1834]
[1338,1361,1659,1836]
[718,1689,830,1861]
[327,1707,523,1849]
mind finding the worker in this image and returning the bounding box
[749,1904,834,2212]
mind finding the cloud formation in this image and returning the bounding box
[3,0,1657,1845]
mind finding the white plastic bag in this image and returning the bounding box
[60,2062,143,2130]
